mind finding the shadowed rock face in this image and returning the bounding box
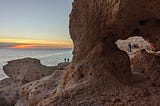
[65,0,160,88]
[132,49,160,87]
[68,0,132,87]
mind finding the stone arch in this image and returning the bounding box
[116,36,152,59]
[39,0,160,105]
[63,0,160,89]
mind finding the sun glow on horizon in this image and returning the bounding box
[0,38,73,49]
[10,45,35,49]
[0,0,74,49]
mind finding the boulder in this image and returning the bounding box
[3,58,54,84]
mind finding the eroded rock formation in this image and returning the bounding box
[63,0,160,89]
[0,58,69,106]
[3,58,53,84]
[47,0,160,105]
[15,70,64,106]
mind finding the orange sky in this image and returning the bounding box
[0,38,73,49]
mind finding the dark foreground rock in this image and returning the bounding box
[132,49,160,87]
[0,97,9,106]
[0,58,69,106]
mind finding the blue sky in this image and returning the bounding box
[0,0,73,48]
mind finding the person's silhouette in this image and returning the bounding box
[64,58,66,62]
[67,58,69,62]
[128,43,132,52]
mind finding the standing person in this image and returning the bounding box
[128,43,132,52]
[64,58,66,62]
[67,58,69,62]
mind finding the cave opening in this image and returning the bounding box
[116,36,152,59]
[115,36,152,76]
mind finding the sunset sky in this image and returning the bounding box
[0,0,73,49]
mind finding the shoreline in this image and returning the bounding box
[0,48,72,80]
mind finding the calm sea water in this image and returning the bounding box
[0,48,73,80]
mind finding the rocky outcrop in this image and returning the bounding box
[15,70,64,106]
[3,58,69,85]
[0,58,69,106]
[40,0,160,105]
[3,58,54,85]
[0,78,19,105]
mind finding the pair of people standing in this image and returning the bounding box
[64,58,70,62]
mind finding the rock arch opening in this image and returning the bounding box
[116,36,152,59]
[116,36,152,75]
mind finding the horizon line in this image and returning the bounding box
[0,38,73,49]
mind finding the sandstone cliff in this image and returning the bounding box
[48,0,160,105]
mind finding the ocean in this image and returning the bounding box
[0,48,73,80]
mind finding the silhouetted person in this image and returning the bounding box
[67,58,69,62]
[128,43,132,52]
[64,58,66,62]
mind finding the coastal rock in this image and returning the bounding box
[0,78,18,105]
[68,0,160,88]
[56,62,70,70]
[15,70,64,106]
[3,58,54,84]
[0,58,69,106]
[2,58,69,84]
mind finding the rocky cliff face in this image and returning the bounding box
[50,0,160,105]
[65,0,160,88]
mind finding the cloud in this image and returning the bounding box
[0,38,73,49]
[0,42,73,49]
[0,42,20,48]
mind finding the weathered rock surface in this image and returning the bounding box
[3,58,54,84]
[132,49,160,87]
[0,96,9,106]
[40,0,160,105]
[15,70,64,106]
[0,58,69,106]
